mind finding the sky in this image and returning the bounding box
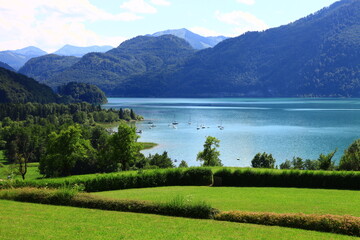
[0,0,339,53]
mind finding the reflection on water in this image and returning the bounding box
[104,98,360,167]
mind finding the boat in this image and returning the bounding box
[136,130,143,134]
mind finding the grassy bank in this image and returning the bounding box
[0,200,356,240]
[94,186,360,217]
[139,142,158,150]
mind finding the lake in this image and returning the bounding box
[103,98,360,167]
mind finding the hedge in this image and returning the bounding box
[0,168,213,192]
[215,211,360,237]
[0,188,218,219]
[213,168,360,190]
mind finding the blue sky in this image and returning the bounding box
[0,0,339,52]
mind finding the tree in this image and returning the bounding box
[130,109,136,120]
[291,157,305,170]
[251,152,275,168]
[148,151,174,168]
[39,125,95,177]
[318,149,336,170]
[279,160,291,169]
[339,139,360,171]
[119,108,124,120]
[178,160,188,168]
[99,123,141,172]
[197,136,222,167]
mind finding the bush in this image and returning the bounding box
[0,188,218,219]
[215,211,360,237]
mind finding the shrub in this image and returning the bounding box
[215,211,360,237]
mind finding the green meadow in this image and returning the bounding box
[94,186,360,216]
[0,200,357,240]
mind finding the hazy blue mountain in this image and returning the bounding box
[0,46,47,70]
[53,44,113,57]
[18,54,80,83]
[150,28,227,49]
[0,67,58,103]
[0,61,15,72]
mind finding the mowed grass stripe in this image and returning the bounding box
[0,200,357,240]
[94,186,360,216]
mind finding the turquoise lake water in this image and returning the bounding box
[104,98,360,167]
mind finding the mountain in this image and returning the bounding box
[0,61,15,72]
[114,0,360,97]
[53,45,113,57]
[150,28,227,49]
[43,35,195,92]
[0,46,47,70]
[18,54,80,83]
[0,67,58,103]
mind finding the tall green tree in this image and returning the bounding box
[39,125,95,177]
[99,123,141,172]
[197,136,222,167]
[339,139,360,171]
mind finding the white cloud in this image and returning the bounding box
[150,0,171,6]
[236,0,255,5]
[120,0,157,14]
[215,10,268,36]
[0,0,137,52]
[189,27,222,37]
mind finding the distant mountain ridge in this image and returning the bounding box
[0,46,47,70]
[18,54,80,83]
[25,35,195,92]
[53,45,113,57]
[0,61,15,72]
[150,28,227,49]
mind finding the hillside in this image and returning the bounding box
[45,35,195,92]
[53,45,113,57]
[18,54,80,83]
[119,0,360,97]
[0,46,47,70]
[0,61,15,72]
[0,67,58,103]
[57,82,107,104]
[150,28,227,49]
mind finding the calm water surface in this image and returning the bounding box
[103,98,360,167]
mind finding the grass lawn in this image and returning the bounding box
[0,162,43,181]
[0,200,356,240]
[94,186,360,217]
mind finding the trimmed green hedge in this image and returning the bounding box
[0,188,218,219]
[0,168,213,192]
[213,168,360,190]
[215,211,360,237]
